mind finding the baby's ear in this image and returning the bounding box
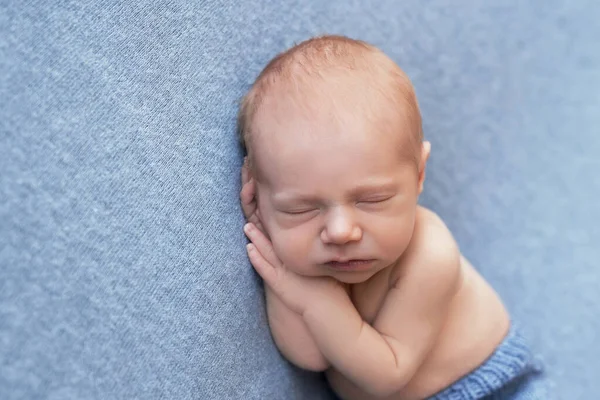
[418,141,431,194]
[241,156,252,185]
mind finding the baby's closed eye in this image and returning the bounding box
[357,195,393,204]
[356,194,396,208]
[280,208,319,215]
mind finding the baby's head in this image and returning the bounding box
[239,35,430,283]
[240,35,424,173]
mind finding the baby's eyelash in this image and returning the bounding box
[359,196,392,204]
[282,208,318,215]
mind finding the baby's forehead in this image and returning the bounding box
[253,130,418,200]
[252,116,417,181]
[254,106,392,151]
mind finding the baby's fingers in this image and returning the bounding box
[246,243,279,286]
[244,223,281,268]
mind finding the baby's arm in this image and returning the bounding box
[265,285,330,371]
[244,202,461,396]
[303,211,462,397]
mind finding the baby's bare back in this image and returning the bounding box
[329,209,510,400]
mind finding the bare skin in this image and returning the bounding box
[326,212,510,399]
[242,176,509,399]
[239,38,510,398]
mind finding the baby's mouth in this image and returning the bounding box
[325,259,375,270]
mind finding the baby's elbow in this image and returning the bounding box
[298,358,330,372]
[367,380,407,398]
[287,351,330,372]
[365,364,417,397]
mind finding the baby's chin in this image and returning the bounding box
[327,269,380,284]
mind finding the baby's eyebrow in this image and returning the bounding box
[271,192,319,204]
[272,182,398,203]
[348,182,398,196]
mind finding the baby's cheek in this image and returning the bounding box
[379,218,414,255]
[270,235,294,264]
[272,231,310,271]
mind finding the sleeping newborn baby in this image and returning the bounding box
[238,35,547,399]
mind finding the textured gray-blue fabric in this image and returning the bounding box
[430,326,547,400]
[1,1,598,399]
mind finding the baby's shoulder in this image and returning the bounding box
[413,206,458,252]
[391,206,461,285]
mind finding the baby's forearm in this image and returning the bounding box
[302,293,414,397]
[265,287,330,371]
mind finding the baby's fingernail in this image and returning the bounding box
[246,243,254,252]
[244,223,252,233]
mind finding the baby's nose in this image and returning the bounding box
[320,208,362,244]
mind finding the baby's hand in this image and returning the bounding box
[240,159,265,234]
[244,222,348,316]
